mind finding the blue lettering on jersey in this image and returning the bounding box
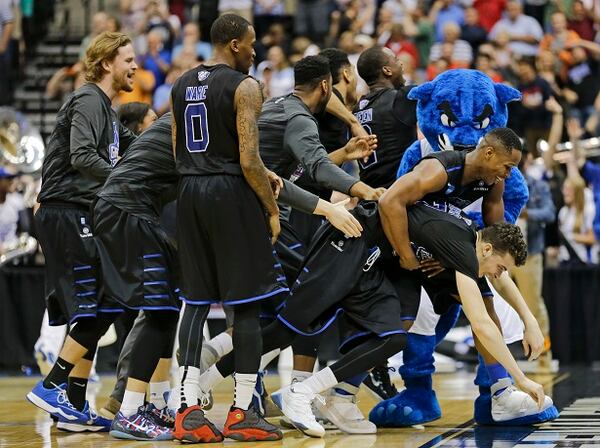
[354,108,373,124]
[185,86,209,102]
[354,108,377,168]
[108,121,119,167]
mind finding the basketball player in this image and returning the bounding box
[284,46,419,432]
[353,45,417,189]
[170,14,297,443]
[27,31,138,432]
[190,129,549,437]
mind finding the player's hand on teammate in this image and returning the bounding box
[516,377,546,410]
[343,135,378,162]
[362,186,386,201]
[399,251,421,271]
[419,258,445,277]
[522,321,545,361]
[266,169,283,199]
[324,198,363,238]
[268,212,281,244]
[350,121,369,138]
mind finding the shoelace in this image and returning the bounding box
[200,394,211,408]
[291,383,319,411]
[56,390,77,410]
[374,366,398,393]
[160,407,175,423]
[363,246,381,272]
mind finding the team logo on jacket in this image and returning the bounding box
[79,217,93,238]
[108,121,119,167]
[359,99,369,110]
[198,70,210,82]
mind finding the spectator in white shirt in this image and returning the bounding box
[489,0,543,57]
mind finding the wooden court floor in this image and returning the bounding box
[0,370,570,447]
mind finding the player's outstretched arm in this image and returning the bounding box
[490,272,544,361]
[235,77,280,243]
[278,179,362,238]
[457,271,545,408]
[379,159,447,270]
[325,92,367,138]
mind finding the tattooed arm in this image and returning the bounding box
[235,77,280,243]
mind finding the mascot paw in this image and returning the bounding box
[369,388,441,427]
[475,390,559,426]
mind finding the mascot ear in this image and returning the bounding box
[407,81,435,102]
[494,83,521,105]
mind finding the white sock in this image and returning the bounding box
[120,390,146,417]
[149,381,170,409]
[179,365,200,409]
[198,364,225,395]
[200,332,233,371]
[233,372,257,410]
[298,367,338,395]
[259,348,281,371]
[291,369,312,383]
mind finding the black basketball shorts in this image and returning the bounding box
[93,198,180,312]
[34,203,101,325]
[176,175,288,306]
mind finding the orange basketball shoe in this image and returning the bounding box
[173,405,223,443]
[223,406,283,441]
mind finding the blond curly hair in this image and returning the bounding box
[84,31,132,83]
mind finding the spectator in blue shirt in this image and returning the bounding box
[429,0,465,42]
[172,23,212,62]
[139,30,171,90]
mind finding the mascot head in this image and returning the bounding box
[408,69,521,152]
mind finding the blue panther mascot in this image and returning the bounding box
[369,69,559,427]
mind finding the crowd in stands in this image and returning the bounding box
[0,0,599,266]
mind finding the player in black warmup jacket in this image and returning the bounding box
[285,46,420,422]
[27,31,138,433]
[190,128,549,438]
[353,46,418,189]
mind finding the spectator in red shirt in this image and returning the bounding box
[568,0,596,41]
[473,0,507,32]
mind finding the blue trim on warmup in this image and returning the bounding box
[277,308,344,337]
[74,278,95,285]
[143,253,162,259]
[76,291,96,297]
[144,267,166,272]
[73,265,92,271]
[179,287,289,306]
[145,294,170,299]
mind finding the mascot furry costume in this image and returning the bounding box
[368,69,559,427]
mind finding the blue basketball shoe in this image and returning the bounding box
[27,381,79,421]
[55,401,112,432]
